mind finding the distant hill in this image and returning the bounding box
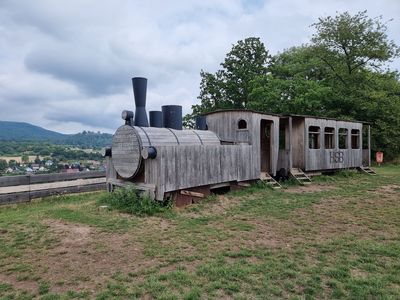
[0,121,112,148]
[0,121,65,140]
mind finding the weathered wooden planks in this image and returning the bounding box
[112,125,142,179]
[0,171,106,206]
[302,117,363,171]
[134,126,220,147]
[143,145,255,200]
[205,110,280,176]
[0,183,105,205]
[0,171,105,187]
[0,178,106,194]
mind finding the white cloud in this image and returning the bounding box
[0,0,399,133]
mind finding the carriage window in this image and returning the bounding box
[238,119,247,129]
[324,127,335,149]
[339,128,348,149]
[351,129,360,149]
[308,126,320,149]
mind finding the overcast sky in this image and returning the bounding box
[0,0,399,134]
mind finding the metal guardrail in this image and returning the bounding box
[0,171,106,205]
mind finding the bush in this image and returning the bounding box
[98,187,171,216]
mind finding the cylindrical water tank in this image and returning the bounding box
[162,105,182,130]
[149,111,163,128]
[195,116,207,130]
[111,125,220,179]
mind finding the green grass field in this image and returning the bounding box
[1,166,400,299]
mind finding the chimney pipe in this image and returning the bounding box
[132,77,149,127]
[195,116,207,130]
[162,105,182,130]
[149,111,163,128]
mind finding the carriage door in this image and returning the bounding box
[260,119,272,173]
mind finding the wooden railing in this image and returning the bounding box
[0,171,106,205]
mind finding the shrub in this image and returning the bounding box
[98,187,171,216]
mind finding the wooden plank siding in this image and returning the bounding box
[144,145,254,200]
[0,183,105,206]
[0,171,105,187]
[205,110,280,176]
[290,117,305,169]
[0,171,106,206]
[302,117,363,171]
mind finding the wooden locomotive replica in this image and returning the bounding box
[105,77,372,206]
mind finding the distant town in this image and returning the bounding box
[0,123,111,176]
[0,155,105,176]
[0,152,105,176]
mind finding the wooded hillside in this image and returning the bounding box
[0,121,112,148]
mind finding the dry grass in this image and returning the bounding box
[0,166,400,299]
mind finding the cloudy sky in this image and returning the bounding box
[0,0,399,133]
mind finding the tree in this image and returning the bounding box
[0,159,7,172]
[8,160,17,168]
[187,11,400,158]
[248,11,400,158]
[21,155,29,164]
[249,46,333,115]
[190,37,270,120]
[311,11,400,81]
[309,11,400,158]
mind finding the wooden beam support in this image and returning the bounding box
[180,190,205,198]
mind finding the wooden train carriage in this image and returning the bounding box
[278,115,371,172]
[106,125,256,202]
[203,109,281,177]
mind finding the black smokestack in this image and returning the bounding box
[162,105,182,130]
[149,111,163,128]
[132,77,149,127]
[195,116,207,130]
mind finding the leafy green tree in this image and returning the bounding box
[188,11,400,158]
[249,46,333,115]
[190,37,270,120]
[39,149,51,156]
[311,11,399,81]
[0,159,7,172]
[249,11,400,158]
[21,155,29,164]
[8,160,17,168]
[308,11,400,126]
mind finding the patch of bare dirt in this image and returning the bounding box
[229,183,400,250]
[283,188,400,243]
[181,194,242,218]
[242,219,287,249]
[209,195,241,214]
[351,268,368,279]
[0,219,162,294]
[368,184,400,195]
[38,220,137,292]
[0,273,37,294]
